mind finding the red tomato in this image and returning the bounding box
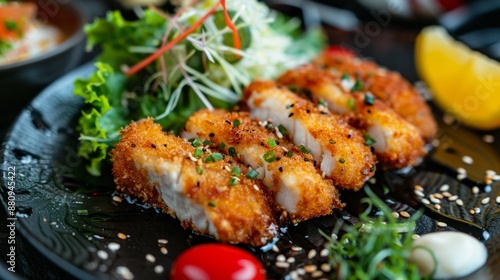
[0,2,36,40]
[170,244,265,280]
[322,45,355,58]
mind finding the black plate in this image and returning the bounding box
[1,63,500,279]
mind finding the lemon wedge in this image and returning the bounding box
[415,26,500,130]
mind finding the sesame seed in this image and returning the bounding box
[160,247,168,255]
[442,191,451,197]
[481,197,491,204]
[457,167,467,174]
[97,250,108,260]
[113,196,123,202]
[154,265,164,274]
[276,254,286,262]
[433,193,444,199]
[472,186,479,194]
[291,246,302,252]
[474,207,481,214]
[462,155,473,165]
[414,185,424,191]
[496,196,500,204]
[308,249,317,259]
[430,197,441,204]
[448,195,458,201]
[320,248,329,257]
[311,271,323,278]
[437,222,447,228]
[456,199,464,206]
[275,127,283,139]
[118,232,127,240]
[188,152,198,162]
[369,177,377,184]
[224,165,231,172]
[483,134,495,143]
[457,173,467,180]
[286,257,296,263]
[434,204,441,210]
[258,120,268,127]
[304,264,317,273]
[253,185,260,191]
[421,198,431,205]
[400,211,410,218]
[289,271,299,280]
[158,239,168,244]
[275,261,290,268]
[486,170,497,176]
[116,266,134,280]
[439,184,450,192]
[272,245,279,252]
[414,190,425,197]
[321,263,331,272]
[470,209,475,215]
[146,254,156,263]
[297,268,306,275]
[392,212,400,218]
[412,234,420,239]
[108,242,120,251]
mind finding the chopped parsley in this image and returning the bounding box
[299,145,309,154]
[77,209,89,215]
[204,153,223,163]
[339,158,345,164]
[196,166,203,175]
[351,80,363,91]
[341,73,350,80]
[263,150,276,163]
[278,124,287,135]
[229,177,238,186]
[207,202,216,207]
[231,166,241,177]
[4,20,17,31]
[192,138,203,147]
[347,98,356,111]
[218,142,226,150]
[318,99,327,106]
[286,151,293,157]
[202,139,212,146]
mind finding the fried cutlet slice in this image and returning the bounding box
[315,51,437,140]
[111,118,278,246]
[182,109,344,223]
[278,64,427,169]
[244,80,376,191]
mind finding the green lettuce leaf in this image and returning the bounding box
[74,62,127,176]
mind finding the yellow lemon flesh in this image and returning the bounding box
[415,26,500,130]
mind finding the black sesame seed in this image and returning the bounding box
[276,157,281,161]
[163,144,167,147]
[131,143,136,148]
[347,134,352,139]
[197,181,200,187]
[306,109,310,114]
[288,113,294,118]
[209,132,215,137]
[225,120,231,125]
[279,167,283,172]
[151,144,157,148]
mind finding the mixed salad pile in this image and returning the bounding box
[74,0,325,176]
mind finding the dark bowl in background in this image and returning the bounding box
[0,0,86,128]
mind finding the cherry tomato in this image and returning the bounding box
[170,244,265,280]
[0,2,36,40]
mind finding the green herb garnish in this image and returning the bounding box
[202,139,212,146]
[351,80,364,91]
[347,98,356,111]
[231,166,241,177]
[278,124,287,135]
[364,133,377,146]
[218,142,226,150]
[233,119,241,127]
[203,153,223,163]
[329,139,336,144]
[341,73,350,80]
[208,202,216,207]
[192,138,203,147]
[323,187,429,280]
[263,150,276,163]
[246,169,259,179]
[228,147,237,157]
[77,209,89,216]
[339,158,345,164]
[229,177,238,186]
[299,145,309,154]
[194,148,203,158]
[267,138,277,148]
[196,166,203,175]
[286,151,293,157]
[364,93,375,105]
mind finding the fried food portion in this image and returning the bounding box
[315,51,437,140]
[278,64,427,169]
[244,80,376,191]
[182,109,344,223]
[111,118,278,246]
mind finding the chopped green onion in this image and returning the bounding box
[299,145,309,154]
[364,133,377,146]
[204,153,223,163]
[318,99,327,106]
[208,202,216,207]
[194,148,203,158]
[263,150,276,163]
[233,119,241,127]
[364,93,375,105]
[228,147,237,157]
[229,177,238,186]
[231,166,241,177]
[4,20,17,31]
[347,99,356,111]
[192,138,203,147]
[267,138,277,148]
[218,142,226,150]
[278,124,287,135]
[246,169,259,179]
[202,139,212,146]
[329,139,336,144]
[77,209,88,216]
[351,80,364,91]
[341,73,350,80]
[339,158,345,164]
[196,166,203,175]
[286,151,293,157]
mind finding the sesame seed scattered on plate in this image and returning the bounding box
[437,222,447,228]
[456,199,464,206]
[108,242,120,251]
[97,250,108,260]
[481,197,491,204]
[472,186,479,194]
[462,155,473,165]
[154,265,164,274]
[439,184,450,192]
[483,134,495,143]
[145,254,156,263]
[400,211,410,218]
[448,195,458,201]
